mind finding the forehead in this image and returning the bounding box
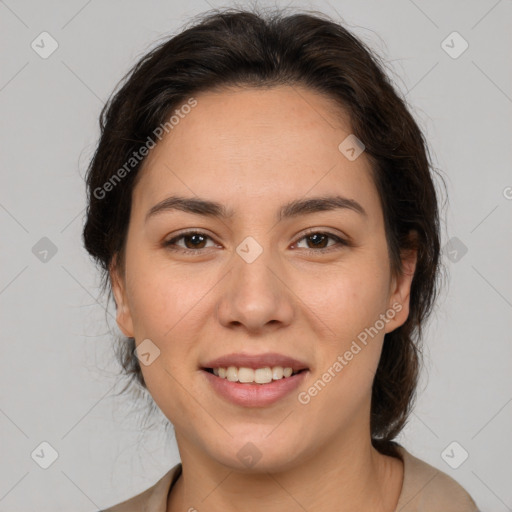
[132,85,380,219]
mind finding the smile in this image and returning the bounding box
[204,365,303,384]
[202,367,309,407]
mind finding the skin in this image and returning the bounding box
[110,85,417,512]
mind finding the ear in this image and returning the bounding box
[384,238,418,334]
[109,254,135,338]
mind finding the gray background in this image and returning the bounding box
[1,0,511,510]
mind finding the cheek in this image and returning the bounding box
[129,267,210,423]
[300,258,390,402]
[299,280,388,428]
[125,251,212,339]
[308,262,390,343]
[125,261,218,406]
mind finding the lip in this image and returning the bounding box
[201,352,309,372]
[202,369,309,407]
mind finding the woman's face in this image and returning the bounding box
[111,85,416,471]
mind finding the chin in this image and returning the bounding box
[202,431,305,474]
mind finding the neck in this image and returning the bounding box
[167,429,403,512]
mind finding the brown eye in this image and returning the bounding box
[294,231,347,252]
[305,233,330,249]
[164,231,216,253]
[163,229,348,255]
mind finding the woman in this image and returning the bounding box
[82,7,479,512]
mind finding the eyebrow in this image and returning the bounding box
[145,194,367,223]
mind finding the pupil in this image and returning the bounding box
[183,233,328,250]
[309,234,326,248]
[186,234,205,249]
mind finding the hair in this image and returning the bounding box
[82,6,446,457]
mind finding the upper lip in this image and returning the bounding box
[202,352,309,372]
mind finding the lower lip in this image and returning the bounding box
[202,369,308,407]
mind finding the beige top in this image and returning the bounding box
[100,444,479,511]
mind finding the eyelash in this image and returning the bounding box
[163,229,349,255]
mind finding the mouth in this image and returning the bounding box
[200,354,310,407]
[202,366,307,384]
[200,352,310,406]
[201,352,309,377]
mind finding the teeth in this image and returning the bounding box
[272,366,283,380]
[226,366,238,382]
[210,366,299,384]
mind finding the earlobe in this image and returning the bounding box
[109,256,135,338]
[385,246,418,333]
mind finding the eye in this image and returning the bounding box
[293,230,348,252]
[163,231,217,254]
[163,229,349,255]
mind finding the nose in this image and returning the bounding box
[215,245,295,333]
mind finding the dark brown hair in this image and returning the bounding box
[82,7,445,457]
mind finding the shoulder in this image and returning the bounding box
[99,463,182,512]
[394,444,479,512]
